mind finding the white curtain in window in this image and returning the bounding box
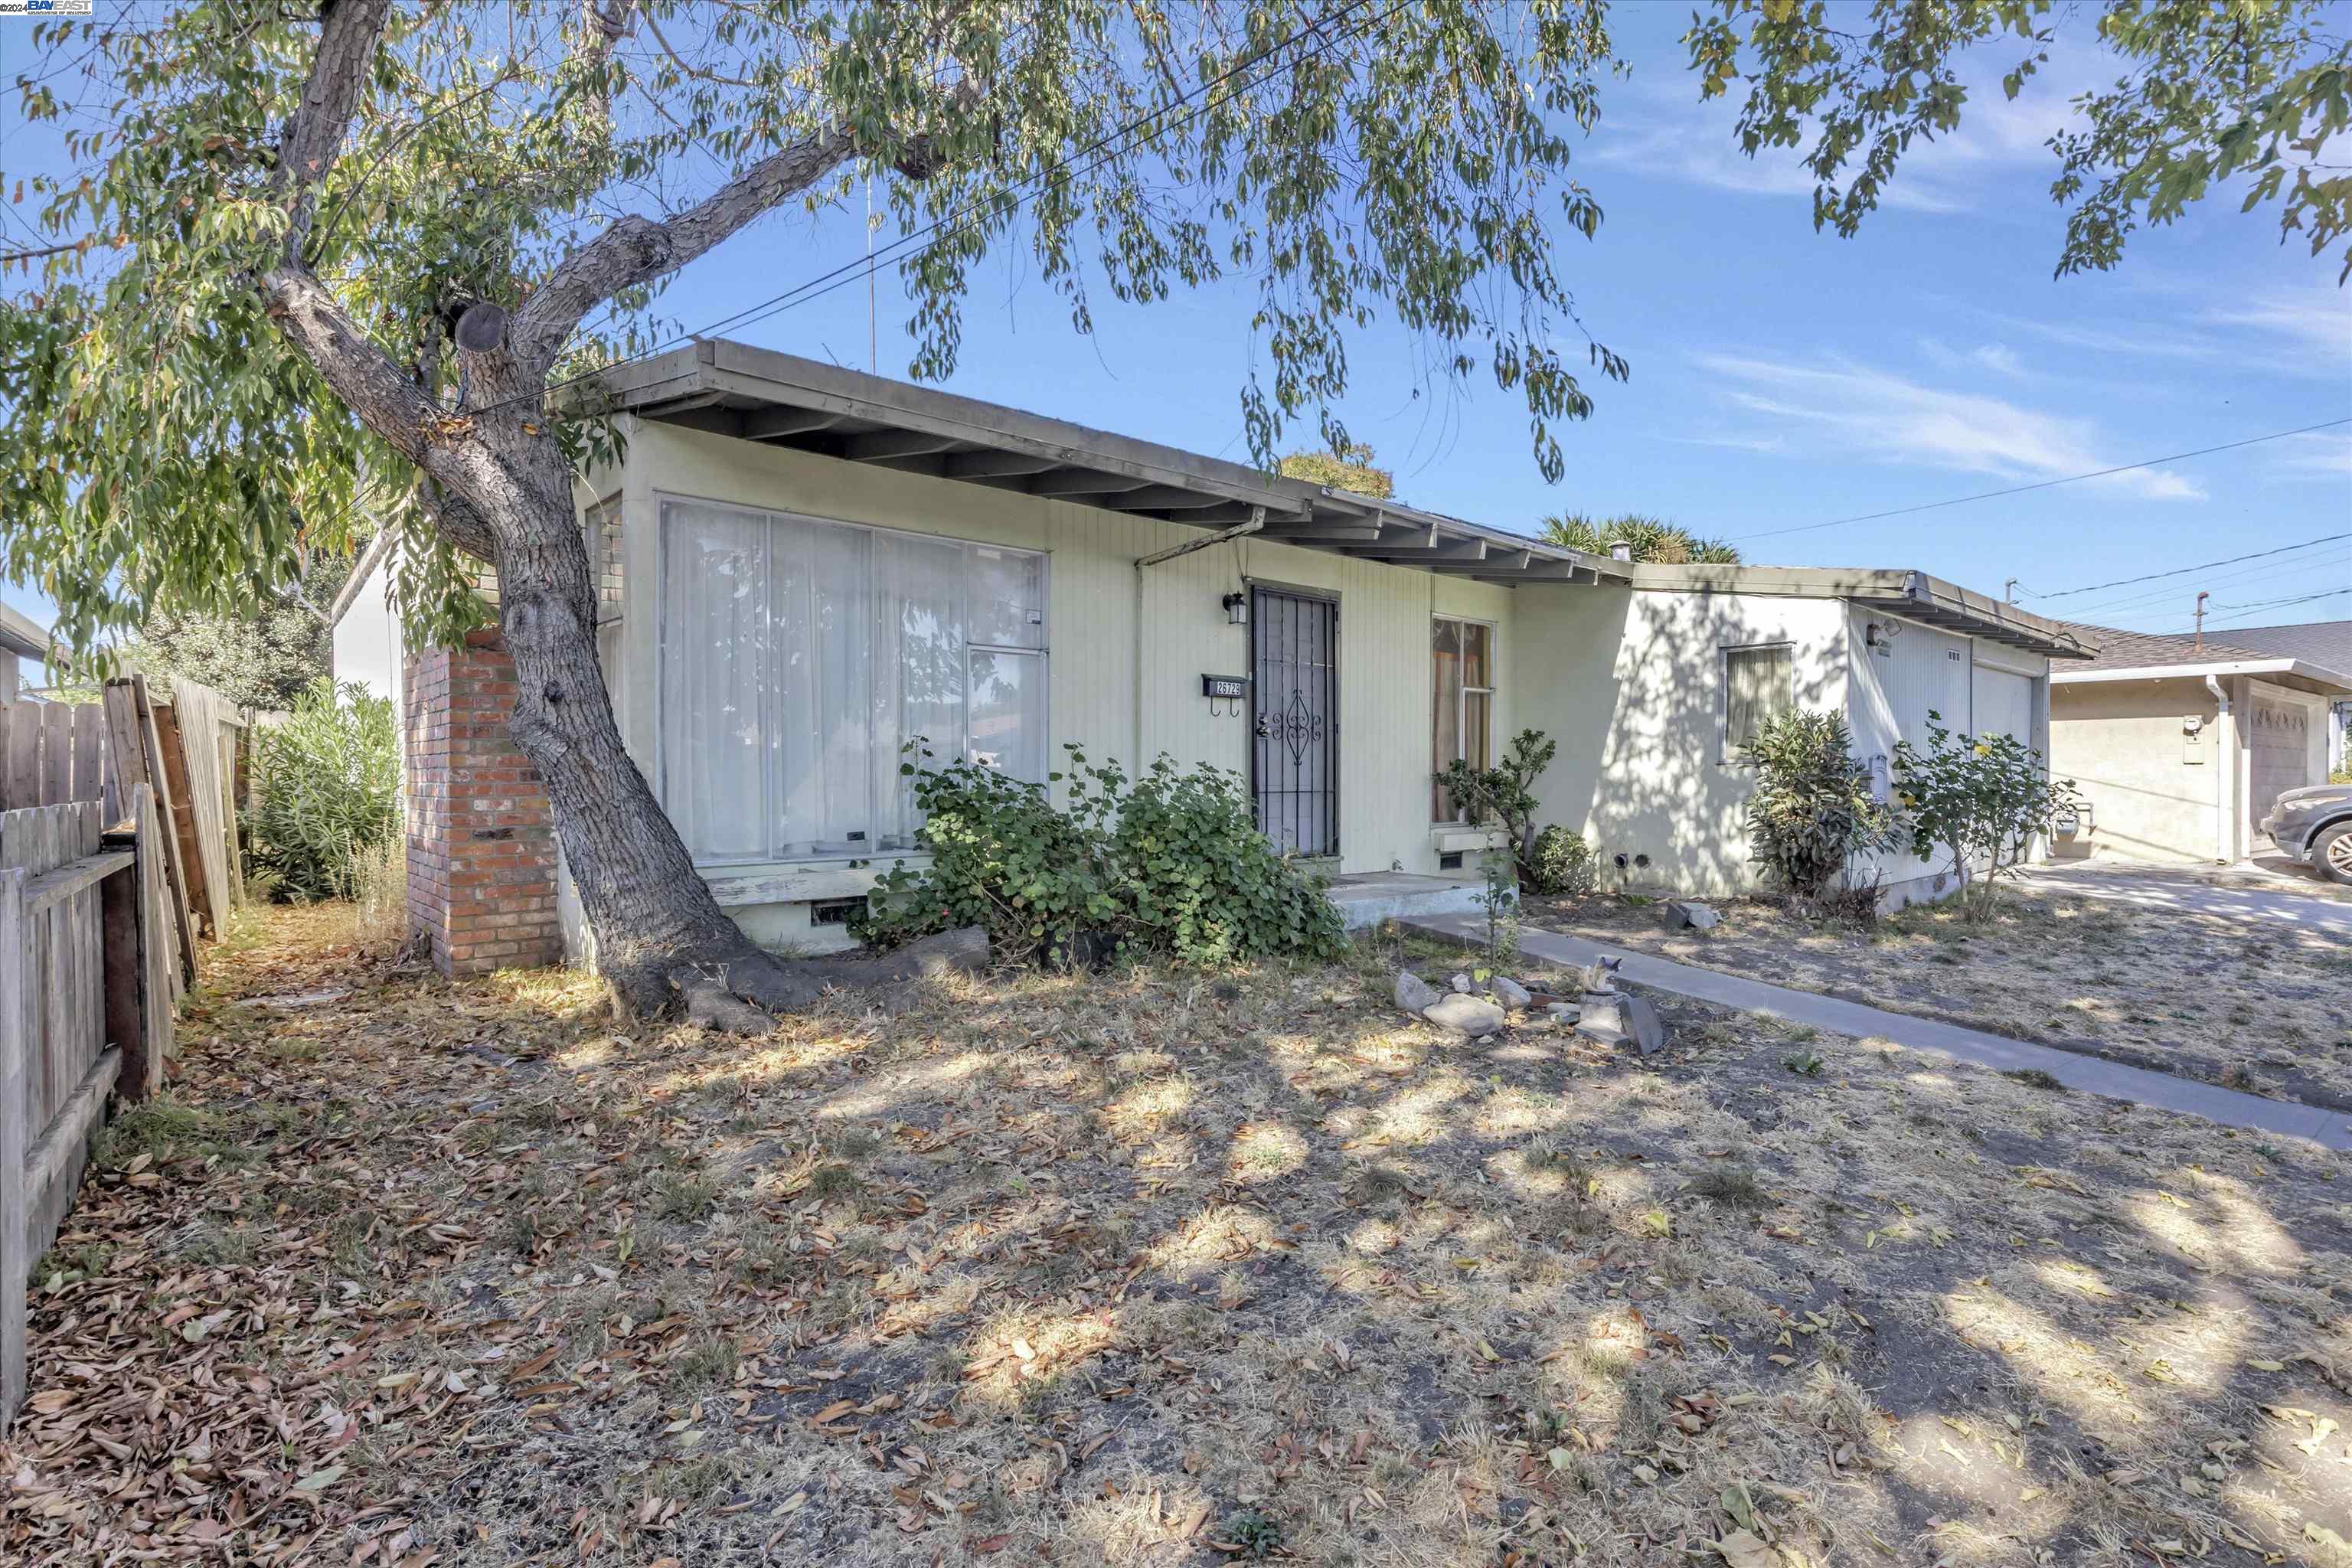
[662,500,1049,864]
[1726,645,1795,752]
[660,502,772,863]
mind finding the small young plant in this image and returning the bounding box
[1476,851,1521,967]
[1781,1049,1827,1076]
[1218,1508,1285,1559]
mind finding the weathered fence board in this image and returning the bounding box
[0,799,133,1430]
[0,699,111,814]
[166,677,241,926]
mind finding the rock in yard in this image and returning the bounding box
[1622,991,1668,1056]
[1491,975,1532,1010]
[1449,972,1475,994]
[1424,994,1508,1036]
[1545,1001,1580,1024]
[1573,993,1625,1045]
[1395,971,1442,1013]
[1664,900,1722,932]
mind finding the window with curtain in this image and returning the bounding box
[1723,643,1794,757]
[1431,617,1494,821]
[658,498,1047,864]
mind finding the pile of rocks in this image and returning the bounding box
[1393,961,1667,1055]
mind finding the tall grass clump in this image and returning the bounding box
[248,679,400,902]
[351,832,408,948]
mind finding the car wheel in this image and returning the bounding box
[2318,822,2352,887]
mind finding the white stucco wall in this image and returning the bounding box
[574,419,1534,958]
[1514,586,1853,898]
[331,543,403,706]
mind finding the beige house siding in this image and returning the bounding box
[574,418,1523,956]
[2049,677,2225,864]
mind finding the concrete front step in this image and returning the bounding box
[1326,873,1501,932]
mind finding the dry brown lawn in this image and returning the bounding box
[5,903,2350,1566]
[1522,886,2352,1111]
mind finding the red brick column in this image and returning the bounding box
[404,629,562,975]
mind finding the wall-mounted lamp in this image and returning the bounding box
[1865,619,1900,656]
[1221,590,1249,626]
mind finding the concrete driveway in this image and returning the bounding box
[2020,858,2352,939]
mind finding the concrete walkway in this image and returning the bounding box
[2017,862,2352,939]
[1404,913,2352,1152]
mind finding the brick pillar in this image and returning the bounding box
[404,629,563,975]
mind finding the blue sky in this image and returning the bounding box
[5,2,2348,639]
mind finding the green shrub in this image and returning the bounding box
[1893,711,2085,921]
[1741,709,1903,912]
[857,746,1345,967]
[1526,824,1594,894]
[248,678,400,901]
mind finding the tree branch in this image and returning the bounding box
[273,0,394,263]
[510,124,858,366]
[260,263,505,547]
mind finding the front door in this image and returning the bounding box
[1251,587,1338,857]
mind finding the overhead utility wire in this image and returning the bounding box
[1730,419,2352,545]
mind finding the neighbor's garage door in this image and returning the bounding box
[2246,694,2311,837]
[1971,665,2035,745]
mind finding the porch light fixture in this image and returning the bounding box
[1222,591,1248,626]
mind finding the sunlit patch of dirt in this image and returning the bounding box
[1523,885,2352,1109]
[3,906,2347,1567]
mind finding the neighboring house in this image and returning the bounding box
[344,341,2089,975]
[2199,620,2350,774]
[0,600,52,697]
[2046,621,2352,865]
[328,530,404,705]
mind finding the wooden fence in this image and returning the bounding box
[0,787,177,1425]
[0,697,113,821]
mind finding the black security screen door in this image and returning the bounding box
[1250,587,1339,857]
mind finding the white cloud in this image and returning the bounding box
[2202,292,2352,359]
[2269,430,2352,480]
[1920,338,2027,377]
[1692,352,2207,501]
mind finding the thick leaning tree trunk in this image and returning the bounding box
[254,0,988,1030]
[468,383,990,1031]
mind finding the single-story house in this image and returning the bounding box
[2046,620,2352,865]
[0,600,52,697]
[336,340,2092,975]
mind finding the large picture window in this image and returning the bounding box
[1432,617,1493,821]
[658,498,1047,864]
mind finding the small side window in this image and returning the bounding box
[1723,644,1795,759]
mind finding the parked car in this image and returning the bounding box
[2262,783,2352,886]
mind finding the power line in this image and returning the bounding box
[2056,541,2352,619]
[1729,418,2352,545]
[2022,529,2352,602]
[469,0,1413,424]
[2147,586,2350,636]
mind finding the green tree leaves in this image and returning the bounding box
[1687,0,2352,280]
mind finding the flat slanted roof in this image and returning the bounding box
[1623,564,2096,658]
[596,340,1632,589]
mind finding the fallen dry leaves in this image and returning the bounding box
[2,903,2347,1567]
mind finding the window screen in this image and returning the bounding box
[658,498,1047,864]
[1724,644,1795,756]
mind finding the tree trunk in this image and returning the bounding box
[474,412,988,1030]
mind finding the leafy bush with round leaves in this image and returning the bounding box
[1525,825,1596,894]
[858,746,1344,967]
